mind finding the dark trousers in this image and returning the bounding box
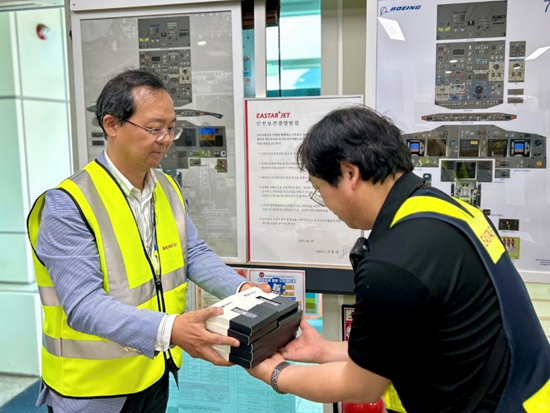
[47,369,169,413]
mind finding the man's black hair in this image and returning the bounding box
[95,68,167,137]
[296,105,413,186]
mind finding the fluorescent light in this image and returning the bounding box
[378,17,405,41]
[197,40,207,46]
[525,46,550,61]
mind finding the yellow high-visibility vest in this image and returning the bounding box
[27,161,188,397]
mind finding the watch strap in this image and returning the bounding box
[270,361,291,394]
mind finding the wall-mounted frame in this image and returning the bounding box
[245,95,363,267]
[367,0,550,282]
[69,0,247,262]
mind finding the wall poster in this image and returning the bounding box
[249,268,306,311]
[245,96,363,266]
[373,0,550,281]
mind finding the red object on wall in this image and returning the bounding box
[36,24,51,40]
[342,399,385,413]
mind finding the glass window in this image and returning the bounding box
[266,0,321,96]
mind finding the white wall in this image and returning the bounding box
[0,6,72,376]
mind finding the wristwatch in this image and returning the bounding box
[270,361,291,394]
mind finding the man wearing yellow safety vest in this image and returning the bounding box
[247,106,550,412]
[27,69,269,413]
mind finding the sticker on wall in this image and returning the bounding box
[502,236,520,260]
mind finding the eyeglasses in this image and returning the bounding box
[126,120,183,142]
[309,188,325,206]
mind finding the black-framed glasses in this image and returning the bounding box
[309,188,325,206]
[126,120,183,142]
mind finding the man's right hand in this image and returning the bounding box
[170,307,240,366]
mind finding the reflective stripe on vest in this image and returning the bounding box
[43,334,137,360]
[154,170,188,269]
[37,266,185,309]
[391,193,505,263]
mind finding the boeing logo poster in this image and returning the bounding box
[375,0,550,281]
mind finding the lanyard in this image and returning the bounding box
[149,199,156,256]
[149,198,160,276]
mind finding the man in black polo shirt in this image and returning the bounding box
[247,106,550,412]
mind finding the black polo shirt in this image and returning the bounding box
[348,172,509,412]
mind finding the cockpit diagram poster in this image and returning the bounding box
[373,0,550,280]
